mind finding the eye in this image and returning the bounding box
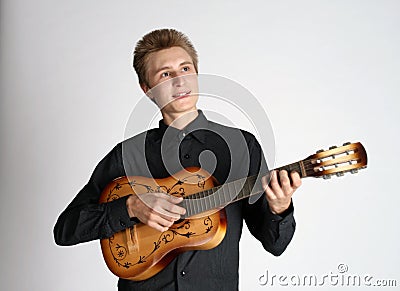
[161,71,170,78]
[182,66,190,72]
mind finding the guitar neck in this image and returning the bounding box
[181,141,368,218]
[181,160,306,218]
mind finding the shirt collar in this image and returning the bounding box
[158,110,208,144]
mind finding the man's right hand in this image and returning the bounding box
[126,193,186,232]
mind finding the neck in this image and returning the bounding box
[162,109,199,130]
[181,161,307,218]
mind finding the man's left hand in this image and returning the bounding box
[262,170,302,215]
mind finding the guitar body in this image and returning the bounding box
[99,167,227,281]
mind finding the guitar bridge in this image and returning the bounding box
[126,225,139,254]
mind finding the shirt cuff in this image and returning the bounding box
[262,197,295,225]
[107,195,137,232]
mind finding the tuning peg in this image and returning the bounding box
[336,172,344,177]
[322,174,332,179]
[316,149,324,153]
[350,169,358,174]
[329,145,337,150]
[343,142,351,146]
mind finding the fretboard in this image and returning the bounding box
[181,161,304,218]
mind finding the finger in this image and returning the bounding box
[290,171,302,189]
[153,193,186,216]
[269,170,283,195]
[145,212,175,232]
[163,193,184,204]
[152,206,182,221]
[164,202,186,216]
[268,170,278,187]
[261,174,269,190]
[279,170,292,196]
[264,184,277,201]
[147,220,171,232]
[264,172,280,201]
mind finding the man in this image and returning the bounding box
[54,28,301,290]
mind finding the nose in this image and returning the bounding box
[172,74,185,87]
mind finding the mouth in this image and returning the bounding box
[172,91,191,99]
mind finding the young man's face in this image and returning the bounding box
[141,46,199,117]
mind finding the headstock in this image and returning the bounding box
[304,142,367,179]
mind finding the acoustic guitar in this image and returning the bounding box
[99,142,367,281]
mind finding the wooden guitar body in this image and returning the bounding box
[99,167,227,281]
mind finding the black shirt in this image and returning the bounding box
[54,110,296,290]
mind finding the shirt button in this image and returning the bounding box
[181,270,186,276]
[184,154,190,159]
[120,220,126,227]
[182,132,186,137]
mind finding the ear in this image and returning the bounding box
[140,83,154,100]
[140,82,149,93]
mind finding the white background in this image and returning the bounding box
[1,1,399,290]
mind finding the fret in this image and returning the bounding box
[190,199,195,217]
[212,187,218,208]
[189,200,195,217]
[232,180,239,200]
[199,189,205,213]
[201,189,207,210]
[296,163,301,173]
[225,184,234,203]
[204,189,212,210]
[247,176,255,197]
[217,185,224,206]
[293,162,300,175]
[183,199,190,217]
[198,193,203,214]
[210,188,217,209]
[210,188,215,209]
[191,198,198,216]
[252,175,263,196]
[182,197,192,218]
[215,186,221,208]
[245,178,252,200]
[226,183,234,202]
[277,162,301,176]
[299,160,306,178]
[237,179,243,201]
[180,199,187,217]
[212,188,218,208]
[183,173,274,217]
[193,194,199,215]
[220,185,228,205]
[236,178,246,200]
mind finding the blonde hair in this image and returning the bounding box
[133,28,198,86]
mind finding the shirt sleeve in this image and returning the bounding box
[242,133,296,256]
[53,144,137,246]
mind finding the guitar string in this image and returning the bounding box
[184,153,362,208]
[183,159,363,216]
[185,157,361,203]
[181,147,364,214]
[184,149,362,207]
